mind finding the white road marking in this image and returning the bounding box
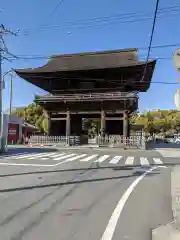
[153,158,163,165]
[101,166,162,240]
[37,153,66,161]
[13,152,52,159]
[64,154,87,162]
[94,155,109,163]
[39,157,54,161]
[27,152,63,160]
[80,154,98,162]
[140,157,149,166]
[0,162,54,167]
[0,152,29,159]
[53,153,76,161]
[125,156,134,165]
[109,156,122,164]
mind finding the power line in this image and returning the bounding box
[13,72,178,85]
[23,13,179,35]
[8,41,180,60]
[26,5,180,30]
[141,0,160,82]
[21,5,180,35]
[6,40,180,61]
[7,55,172,61]
[49,0,66,17]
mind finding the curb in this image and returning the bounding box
[152,222,180,240]
[152,166,180,239]
[171,167,180,224]
[155,148,180,151]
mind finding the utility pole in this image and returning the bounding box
[9,73,13,115]
[0,24,18,152]
[0,33,3,138]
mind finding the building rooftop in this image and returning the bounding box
[15,48,156,93]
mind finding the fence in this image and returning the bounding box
[28,135,81,146]
[96,135,146,149]
[28,135,146,149]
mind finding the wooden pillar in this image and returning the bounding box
[101,110,106,136]
[123,111,128,137]
[66,111,71,137]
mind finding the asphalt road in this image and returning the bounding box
[0,147,173,240]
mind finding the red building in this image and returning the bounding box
[8,115,38,144]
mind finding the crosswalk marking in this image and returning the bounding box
[65,154,88,162]
[140,157,149,165]
[0,151,165,167]
[13,153,43,159]
[27,152,64,160]
[80,154,98,162]
[14,152,57,159]
[94,155,109,163]
[39,153,67,160]
[125,156,134,165]
[53,153,76,161]
[109,156,122,164]
[153,158,163,165]
[39,155,61,160]
[0,152,29,159]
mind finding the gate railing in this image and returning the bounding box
[28,135,146,149]
[29,135,81,146]
[96,135,146,149]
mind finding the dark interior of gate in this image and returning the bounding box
[15,48,156,146]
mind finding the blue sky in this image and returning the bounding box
[1,0,180,112]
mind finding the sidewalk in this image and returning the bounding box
[152,166,180,240]
[153,142,180,151]
[155,148,180,151]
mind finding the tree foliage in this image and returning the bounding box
[12,103,48,133]
[12,104,180,136]
[133,110,180,135]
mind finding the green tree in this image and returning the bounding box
[12,103,48,133]
[131,109,180,135]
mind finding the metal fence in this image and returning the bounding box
[28,135,146,149]
[29,135,81,146]
[96,135,145,149]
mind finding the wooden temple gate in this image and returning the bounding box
[15,48,156,148]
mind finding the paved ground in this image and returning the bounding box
[0,147,174,240]
[0,147,168,167]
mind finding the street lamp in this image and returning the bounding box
[3,69,14,115]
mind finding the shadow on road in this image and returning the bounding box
[4,147,58,156]
[152,142,180,149]
[0,164,163,178]
[0,170,159,193]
